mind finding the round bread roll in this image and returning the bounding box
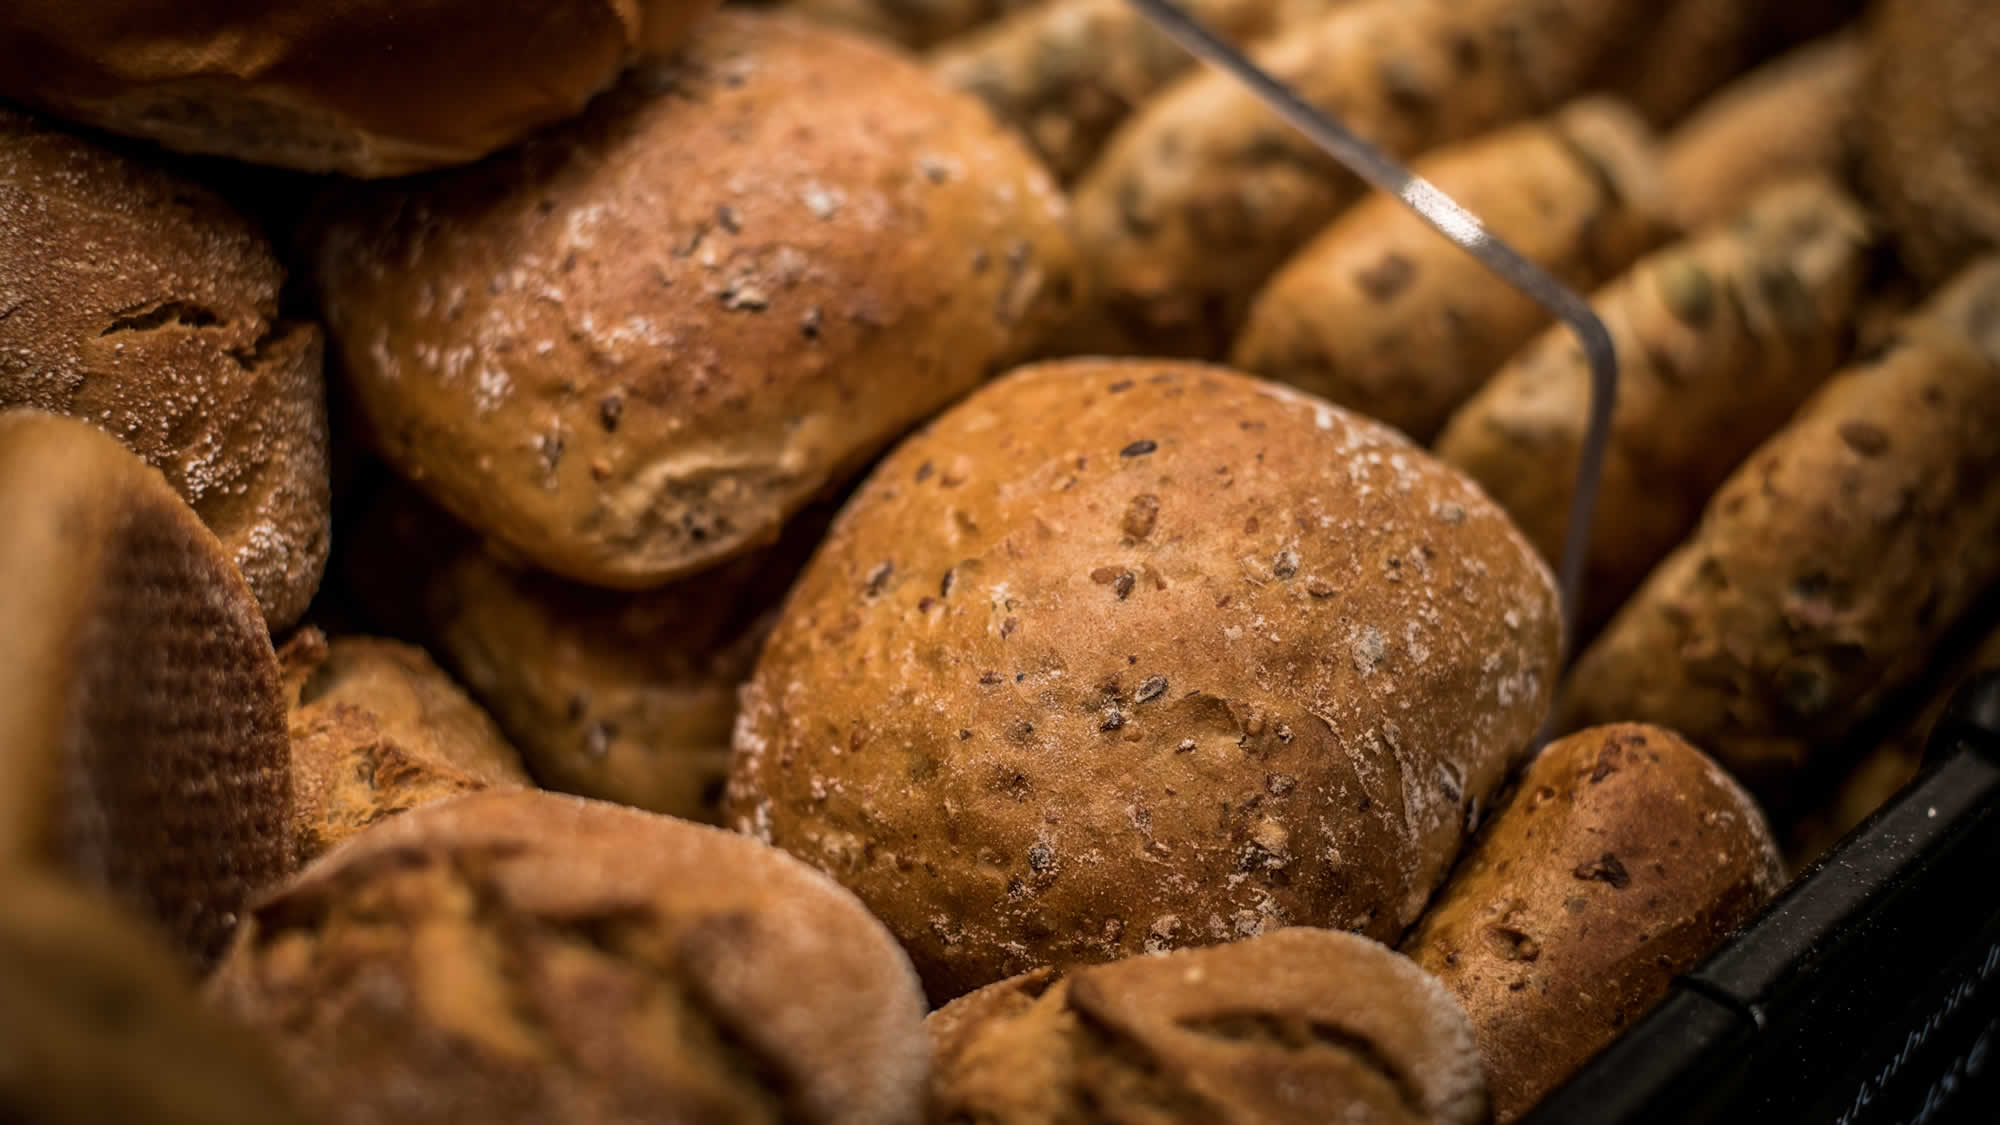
[0,869,321,1125]
[1857,0,2000,284]
[0,411,292,966]
[207,789,930,1125]
[343,482,821,822]
[0,108,331,631]
[927,928,1489,1125]
[728,359,1562,1000]
[316,11,1082,590]
[1403,724,1782,1122]
[0,0,719,177]
[277,627,532,863]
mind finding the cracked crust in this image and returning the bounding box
[0,107,331,631]
[927,928,1488,1124]
[206,790,930,1125]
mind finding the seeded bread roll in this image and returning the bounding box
[1436,178,1872,634]
[343,482,819,822]
[1559,258,2000,802]
[930,0,1357,183]
[928,928,1489,1125]
[728,359,1561,1001]
[0,870,320,1125]
[1403,724,1782,1123]
[208,790,930,1125]
[277,628,531,863]
[0,0,718,176]
[1663,35,1865,233]
[317,11,1081,590]
[0,108,330,631]
[1235,97,1672,443]
[0,411,291,965]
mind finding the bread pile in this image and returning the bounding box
[1,0,1994,1121]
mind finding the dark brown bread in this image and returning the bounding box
[0,411,291,966]
[927,928,1489,1125]
[0,0,719,176]
[729,359,1561,1001]
[207,790,930,1125]
[0,108,330,630]
[316,11,1082,590]
[1403,724,1782,1123]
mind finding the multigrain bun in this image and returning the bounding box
[728,359,1562,1001]
[316,11,1082,590]
[0,0,718,176]
[0,108,330,631]
[0,869,320,1125]
[343,482,822,822]
[276,628,532,863]
[927,928,1489,1125]
[0,411,291,965]
[207,790,930,1125]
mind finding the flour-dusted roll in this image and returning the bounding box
[0,0,719,176]
[728,359,1561,1001]
[1235,97,1672,443]
[316,11,1081,591]
[0,108,330,631]
[1560,258,2000,802]
[208,790,930,1125]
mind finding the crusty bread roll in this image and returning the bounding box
[728,359,1561,1001]
[277,628,532,863]
[316,11,1082,590]
[928,928,1489,1124]
[1404,724,1782,1123]
[0,0,719,176]
[0,108,330,631]
[0,411,291,966]
[208,790,930,1125]
[0,869,321,1125]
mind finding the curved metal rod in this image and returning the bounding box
[1122,0,1617,656]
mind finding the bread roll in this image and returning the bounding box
[1403,724,1782,1123]
[1663,35,1865,233]
[317,12,1081,590]
[0,0,719,176]
[1559,258,2000,801]
[0,108,330,630]
[1235,97,1671,443]
[1605,0,1860,128]
[0,870,320,1125]
[343,482,819,822]
[207,790,929,1125]
[0,411,291,965]
[1436,178,1872,634]
[728,359,1561,1000]
[277,628,531,863]
[928,928,1489,1124]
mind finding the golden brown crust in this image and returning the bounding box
[1235,97,1671,443]
[343,482,818,822]
[728,359,1561,1001]
[0,0,719,176]
[1068,0,1664,359]
[0,411,291,966]
[1558,258,2000,802]
[277,628,531,863]
[1403,724,1781,1123]
[207,790,929,1125]
[0,108,330,631]
[0,869,321,1125]
[1663,35,1865,233]
[1436,178,1872,634]
[927,928,1489,1125]
[317,12,1081,590]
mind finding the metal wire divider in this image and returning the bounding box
[1121,0,1620,659]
